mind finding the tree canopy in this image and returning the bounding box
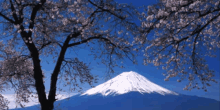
[140,0,219,91]
[0,0,139,109]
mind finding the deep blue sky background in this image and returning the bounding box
[41,0,219,101]
[2,0,220,102]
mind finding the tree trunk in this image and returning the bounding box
[41,101,54,110]
[31,52,50,110]
[48,35,72,110]
[20,28,74,110]
[22,32,50,110]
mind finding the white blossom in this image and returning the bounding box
[141,0,219,91]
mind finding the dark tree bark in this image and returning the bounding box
[20,32,49,110]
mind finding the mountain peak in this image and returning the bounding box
[82,71,178,96]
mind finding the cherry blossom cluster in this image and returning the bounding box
[141,0,219,91]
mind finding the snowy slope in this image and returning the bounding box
[4,93,77,110]
[82,71,178,96]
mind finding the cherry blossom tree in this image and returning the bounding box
[140,0,219,91]
[0,94,9,110]
[0,0,139,109]
[0,40,35,110]
[0,0,219,109]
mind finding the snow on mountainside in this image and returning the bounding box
[82,71,178,96]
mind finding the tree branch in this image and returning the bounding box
[0,12,15,24]
[68,35,116,47]
[38,41,52,51]
[88,0,125,20]
[48,34,72,106]
[28,0,46,36]
[9,0,19,22]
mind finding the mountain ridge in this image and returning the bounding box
[11,92,220,110]
[82,71,178,96]
[10,71,220,110]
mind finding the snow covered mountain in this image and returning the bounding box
[82,71,178,96]
[11,71,220,110]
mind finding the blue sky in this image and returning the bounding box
[40,48,220,101]
[38,0,219,101]
[2,0,220,105]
